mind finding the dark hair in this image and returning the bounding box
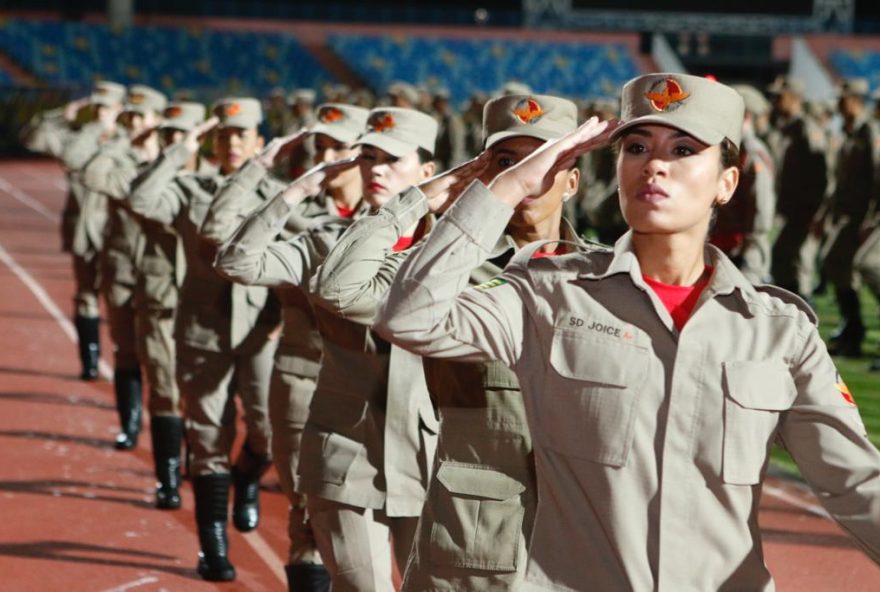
[417,147,434,164]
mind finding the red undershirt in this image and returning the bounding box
[531,245,566,258]
[642,267,713,331]
[392,236,415,252]
[336,205,355,219]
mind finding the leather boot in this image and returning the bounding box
[74,316,100,381]
[828,288,864,358]
[231,442,272,532]
[285,563,331,592]
[151,416,183,509]
[113,368,143,450]
[194,473,236,582]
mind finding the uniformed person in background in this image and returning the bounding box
[130,101,212,509]
[576,97,624,242]
[766,75,829,301]
[266,87,292,139]
[387,81,420,110]
[399,94,582,591]
[202,103,369,592]
[816,78,880,358]
[376,73,880,591]
[709,84,776,283]
[128,98,280,582]
[283,89,318,180]
[462,91,488,159]
[432,87,467,170]
[82,85,167,451]
[20,93,88,158]
[854,202,880,371]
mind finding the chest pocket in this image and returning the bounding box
[544,330,648,467]
[722,360,797,485]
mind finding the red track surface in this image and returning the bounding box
[0,159,878,591]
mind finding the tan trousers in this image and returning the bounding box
[72,254,100,318]
[135,308,180,416]
[270,369,322,564]
[308,495,418,592]
[177,339,276,476]
[106,296,139,371]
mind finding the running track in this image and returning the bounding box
[0,159,877,591]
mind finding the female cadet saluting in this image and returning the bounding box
[312,94,587,591]
[375,73,880,591]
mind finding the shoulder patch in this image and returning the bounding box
[753,284,818,326]
[475,277,508,290]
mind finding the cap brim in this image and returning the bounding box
[485,128,560,149]
[159,122,195,131]
[91,95,120,107]
[311,124,360,144]
[609,115,724,146]
[353,132,417,157]
[218,118,261,130]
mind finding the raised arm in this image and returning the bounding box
[82,147,138,201]
[780,322,880,562]
[60,122,105,172]
[127,143,191,225]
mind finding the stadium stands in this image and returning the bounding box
[828,49,880,92]
[328,33,640,105]
[0,18,332,96]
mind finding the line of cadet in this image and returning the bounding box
[17,71,880,591]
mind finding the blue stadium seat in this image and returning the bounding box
[828,49,880,93]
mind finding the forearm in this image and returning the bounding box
[83,152,136,200]
[312,186,428,323]
[201,158,273,245]
[127,143,190,224]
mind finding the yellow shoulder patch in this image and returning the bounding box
[475,277,508,290]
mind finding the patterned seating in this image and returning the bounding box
[828,49,880,92]
[328,33,640,104]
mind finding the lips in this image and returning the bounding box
[368,182,386,193]
[635,183,669,203]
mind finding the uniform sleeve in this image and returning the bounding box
[82,150,138,201]
[21,108,70,157]
[200,159,284,245]
[214,193,327,288]
[127,143,191,225]
[779,321,880,562]
[740,160,776,284]
[374,181,526,367]
[311,186,427,324]
[60,123,104,172]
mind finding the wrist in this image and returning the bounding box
[488,174,526,208]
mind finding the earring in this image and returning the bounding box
[563,192,572,202]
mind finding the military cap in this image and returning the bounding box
[837,77,870,98]
[483,94,577,148]
[731,84,770,117]
[124,84,167,115]
[159,102,206,132]
[91,81,126,107]
[288,88,316,105]
[213,97,263,129]
[501,81,533,96]
[354,107,438,157]
[766,75,805,97]
[610,73,744,147]
[387,81,420,105]
[310,103,370,144]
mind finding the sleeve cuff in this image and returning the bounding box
[259,194,295,231]
[235,159,270,188]
[166,142,194,168]
[445,180,514,251]
[381,185,430,232]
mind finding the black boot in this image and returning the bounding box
[74,316,100,381]
[828,288,864,358]
[285,563,331,592]
[194,473,236,582]
[113,368,143,450]
[231,442,272,533]
[151,416,183,510]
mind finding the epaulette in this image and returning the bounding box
[753,284,818,326]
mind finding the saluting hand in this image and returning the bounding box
[182,116,220,154]
[279,155,360,207]
[255,129,309,169]
[64,97,91,122]
[488,116,618,208]
[419,150,493,213]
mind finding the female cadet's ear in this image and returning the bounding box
[716,166,739,207]
[565,167,580,201]
[421,160,437,180]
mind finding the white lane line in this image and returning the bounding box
[98,576,159,592]
[0,241,113,381]
[17,161,67,191]
[763,484,830,519]
[0,176,59,222]
[0,171,289,586]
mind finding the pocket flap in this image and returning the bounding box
[723,361,796,410]
[549,330,646,387]
[437,464,526,500]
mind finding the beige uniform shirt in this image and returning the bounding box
[375,181,880,591]
[21,107,70,158]
[127,143,280,353]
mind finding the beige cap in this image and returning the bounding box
[310,103,370,143]
[500,81,533,96]
[213,97,263,129]
[838,77,870,98]
[354,107,438,157]
[160,102,206,132]
[387,81,420,105]
[287,88,316,105]
[610,73,744,147]
[124,84,167,115]
[732,84,770,117]
[483,94,577,148]
[766,75,805,97]
[91,81,126,107]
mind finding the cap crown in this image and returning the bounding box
[214,97,263,129]
[483,94,577,148]
[355,107,438,157]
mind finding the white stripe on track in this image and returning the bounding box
[763,484,830,519]
[0,175,59,221]
[98,576,159,592]
[0,169,289,587]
